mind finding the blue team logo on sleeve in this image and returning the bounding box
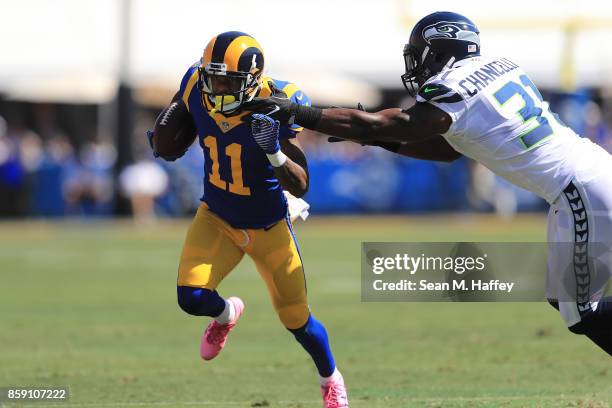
[292,90,311,107]
[289,90,311,132]
[274,82,311,137]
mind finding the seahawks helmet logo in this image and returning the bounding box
[422,21,480,45]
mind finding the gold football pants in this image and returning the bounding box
[177,204,309,329]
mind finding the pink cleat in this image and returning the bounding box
[320,371,349,408]
[199,297,244,361]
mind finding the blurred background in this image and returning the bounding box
[2,0,612,220]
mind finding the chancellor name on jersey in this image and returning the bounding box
[179,64,311,229]
[417,55,612,204]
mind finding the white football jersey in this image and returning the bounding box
[416,55,612,203]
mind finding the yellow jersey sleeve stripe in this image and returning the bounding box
[181,70,199,111]
[281,83,301,99]
[224,36,263,72]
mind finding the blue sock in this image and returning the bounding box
[289,314,336,377]
[177,286,226,317]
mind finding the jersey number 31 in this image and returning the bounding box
[493,74,560,150]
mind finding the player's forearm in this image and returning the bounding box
[309,108,400,143]
[288,105,392,142]
[273,158,309,198]
[313,109,373,140]
[308,108,431,144]
[395,136,462,162]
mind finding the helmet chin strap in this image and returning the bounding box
[420,46,430,63]
[243,55,263,103]
[443,56,456,70]
[242,72,263,100]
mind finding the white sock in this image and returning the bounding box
[214,299,235,325]
[319,368,341,386]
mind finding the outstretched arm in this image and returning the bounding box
[243,97,453,144]
[329,133,461,162]
[315,104,452,144]
[395,135,462,162]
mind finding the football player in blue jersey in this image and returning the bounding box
[149,31,349,407]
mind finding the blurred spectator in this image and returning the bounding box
[31,134,76,216]
[155,145,204,216]
[119,160,168,221]
[0,116,34,217]
[467,162,518,219]
[63,140,116,216]
[582,101,610,149]
[18,129,43,173]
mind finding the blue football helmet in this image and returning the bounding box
[402,11,480,96]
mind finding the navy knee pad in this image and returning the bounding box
[177,286,225,317]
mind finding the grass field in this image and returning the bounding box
[0,215,610,408]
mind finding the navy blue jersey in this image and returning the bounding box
[179,64,311,228]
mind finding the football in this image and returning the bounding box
[153,99,197,159]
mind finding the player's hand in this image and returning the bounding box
[326,102,398,147]
[146,129,184,161]
[146,130,160,158]
[244,81,322,129]
[244,82,294,124]
[245,96,296,123]
[251,114,281,154]
[326,103,365,144]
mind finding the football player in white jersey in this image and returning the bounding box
[245,11,612,356]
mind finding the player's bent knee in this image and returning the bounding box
[177,286,224,317]
[177,286,202,316]
[277,303,310,330]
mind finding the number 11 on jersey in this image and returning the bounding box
[203,136,251,196]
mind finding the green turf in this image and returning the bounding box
[0,215,610,408]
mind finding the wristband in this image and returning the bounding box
[293,105,323,129]
[266,150,287,167]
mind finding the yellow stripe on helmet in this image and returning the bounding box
[281,83,301,99]
[223,35,263,72]
[202,35,217,65]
